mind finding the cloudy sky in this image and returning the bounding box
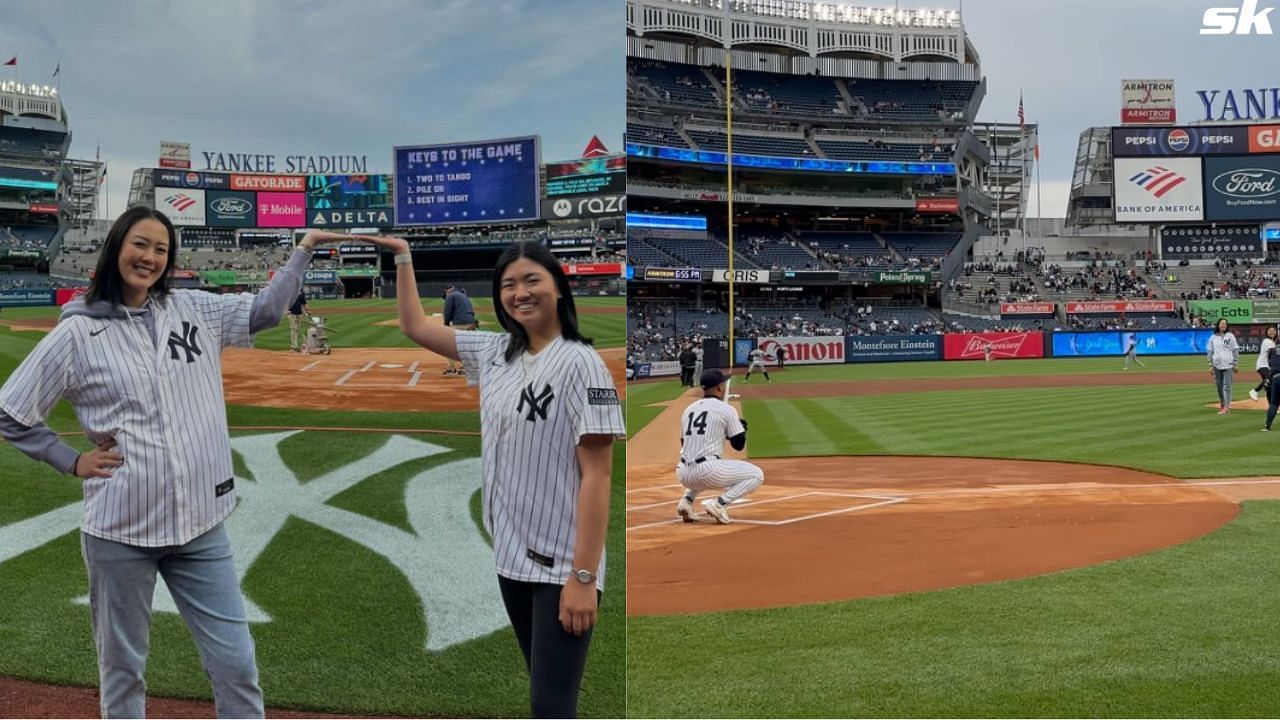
[953,0,1277,218]
[1,0,622,217]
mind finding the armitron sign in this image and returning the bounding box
[757,336,846,366]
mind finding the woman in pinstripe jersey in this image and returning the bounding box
[369,234,623,719]
[0,207,354,718]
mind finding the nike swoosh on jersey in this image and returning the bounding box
[90,326,109,337]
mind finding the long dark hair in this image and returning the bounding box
[87,206,179,307]
[492,241,592,362]
[1214,317,1230,334]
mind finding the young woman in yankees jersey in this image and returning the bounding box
[369,235,622,719]
[0,207,355,719]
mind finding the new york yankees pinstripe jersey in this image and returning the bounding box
[0,289,255,547]
[679,397,745,463]
[455,331,624,591]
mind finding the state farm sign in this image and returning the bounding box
[943,332,1045,360]
[1000,302,1055,315]
[1065,300,1175,314]
[757,336,846,366]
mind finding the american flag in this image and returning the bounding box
[1018,93,1025,134]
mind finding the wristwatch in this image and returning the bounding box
[573,568,596,585]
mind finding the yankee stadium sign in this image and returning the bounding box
[201,151,370,174]
[1196,87,1280,122]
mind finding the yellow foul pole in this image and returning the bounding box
[726,53,735,369]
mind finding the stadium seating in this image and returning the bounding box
[845,79,979,122]
[734,230,819,270]
[626,120,691,148]
[644,236,760,270]
[626,238,686,267]
[0,165,58,183]
[0,128,68,158]
[683,128,813,157]
[628,59,719,107]
[882,232,961,259]
[731,69,844,117]
[815,137,941,162]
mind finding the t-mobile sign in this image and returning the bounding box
[256,192,306,228]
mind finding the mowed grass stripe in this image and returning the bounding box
[743,384,1274,478]
[628,501,1280,718]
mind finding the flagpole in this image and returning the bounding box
[726,51,735,370]
[1034,121,1042,260]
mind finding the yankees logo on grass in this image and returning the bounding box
[0,432,509,652]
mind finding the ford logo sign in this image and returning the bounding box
[1212,169,1280,198]
[211,198,253,214]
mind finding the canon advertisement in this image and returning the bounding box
[1113,158,1204,222]
[1112,127,1248,156]
[756,336,846,366]
[1203,155,1280,221]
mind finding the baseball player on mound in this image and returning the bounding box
[675,369,765,524]
[743,346,771,382]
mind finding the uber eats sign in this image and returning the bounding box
[1189,299,1253,324]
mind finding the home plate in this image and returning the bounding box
[380,363,404,369]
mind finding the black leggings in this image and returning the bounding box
[1256,367,1273,393]
[498,576,598,719]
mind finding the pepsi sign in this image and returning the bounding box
[152,169,229,190]
[1112,126,1248,156]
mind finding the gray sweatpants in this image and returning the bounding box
[81,523,263,719]
[1214,367,1234,409]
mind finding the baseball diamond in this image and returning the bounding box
[625,356,1280,717]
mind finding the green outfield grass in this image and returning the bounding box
[0,311,625,717]
[627,355,1280,717]
[629,500,1280,718]
[0,296,625,350]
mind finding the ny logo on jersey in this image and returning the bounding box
[517,382,555,422]
[167,321,202,363]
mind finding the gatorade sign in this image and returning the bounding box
[1249,125,1280,153]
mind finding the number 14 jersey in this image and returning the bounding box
[678,397,745,462]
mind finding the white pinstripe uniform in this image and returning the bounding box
[676,397,764,503]
[455,331,624,591]
[0,289,254,546]
[746,348,768,374]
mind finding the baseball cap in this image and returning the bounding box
[700,369,729,389]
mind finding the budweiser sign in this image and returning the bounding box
[757,336,846,366]
[943,332,1045,360]
[1001,302,1055,315]
[562,262,622,276]
[915,197,959,213]
[1065,300,1176,314]
[28,202,58,214]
